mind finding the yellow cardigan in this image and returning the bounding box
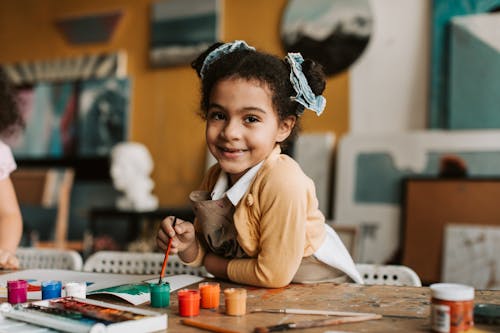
[189,146,326,288]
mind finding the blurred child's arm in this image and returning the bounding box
[0,177,22,269]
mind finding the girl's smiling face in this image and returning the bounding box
[206,77,295,184]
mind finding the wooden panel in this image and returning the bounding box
[10,169,49,205]
[402,178,500,284]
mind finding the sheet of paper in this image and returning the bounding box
[89,274,204,305]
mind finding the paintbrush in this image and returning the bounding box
[158,216,176,284]
[251,308,376,317]
[181,319,243,333]
[253,314,382,333]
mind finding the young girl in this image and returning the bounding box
[157,41,362,287]
[0,69,23,269]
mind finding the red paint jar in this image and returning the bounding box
[199,282,220,309]
[430,283,474,333]
[178,289,200,317]
[7,280,28,304]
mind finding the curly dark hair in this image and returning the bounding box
[0,68,24,138]
[191,42,326,148]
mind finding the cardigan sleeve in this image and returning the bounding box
[227,162,310,288]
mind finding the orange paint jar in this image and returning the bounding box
[178,289,200,317]
[224,288,246,316]
[199,282,220,309]
[430,283,474,333]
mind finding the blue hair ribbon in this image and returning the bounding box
[200,40,255,78]
[285,53,326,116]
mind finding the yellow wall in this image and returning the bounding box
[0,0,348,206]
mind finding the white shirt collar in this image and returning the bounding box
[211,161,264,205]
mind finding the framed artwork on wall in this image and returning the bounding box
[429,0,500,128]
[149,0,221,68]
[78,78,130,157]
[8,77,130,159]
[280,0,372,76]
[9,83,78,158]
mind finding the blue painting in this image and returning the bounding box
[149,0,220,67]
[429,0,500,128]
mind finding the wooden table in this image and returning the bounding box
[142,281,499,333]
[1,277,498,332]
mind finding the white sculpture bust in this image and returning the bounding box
[110,142,159,211]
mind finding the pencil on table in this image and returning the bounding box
[181,319,243,333]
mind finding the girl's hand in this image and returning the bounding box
[0,249,19,269]
[156,216,195,254]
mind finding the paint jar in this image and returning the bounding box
[199,282,220,309]
[150,282,170,308]
[41,280,62,300]
[430,283,474,333]
[224,288,246,316]
[7,280,27,304]
[65,282,86,298]
[178,289,200,317]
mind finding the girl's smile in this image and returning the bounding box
[206,77,294,185]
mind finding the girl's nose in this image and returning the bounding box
[221,120,241,140]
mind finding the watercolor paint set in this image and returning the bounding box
[0,296,167,333]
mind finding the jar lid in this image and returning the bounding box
[7,280,27,289]
[42,280,62,290]
[178,289,200,300]
[430,283,474,301]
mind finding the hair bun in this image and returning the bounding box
[301,59,326,95]
[191,42,224,77]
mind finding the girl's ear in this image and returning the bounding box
[276,115,296,143]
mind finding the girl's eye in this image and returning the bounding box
[208,111,226,120]
[245,115,259,123]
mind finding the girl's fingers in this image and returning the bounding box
[159,216,175,237]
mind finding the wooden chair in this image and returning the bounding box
[11,167,74,249]
[83,250,208,276]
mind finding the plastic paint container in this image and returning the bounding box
[150,282,170,308]
[430,283,474,333]
[224,288,246,316]
[65,282,87,298]
[178,289,200,317]
[41,280,62,300]
[199,282,220,309]
[7,280,28,304]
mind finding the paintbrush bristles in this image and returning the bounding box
[253,327,270,333]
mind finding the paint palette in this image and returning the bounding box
[0,296,167,333]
